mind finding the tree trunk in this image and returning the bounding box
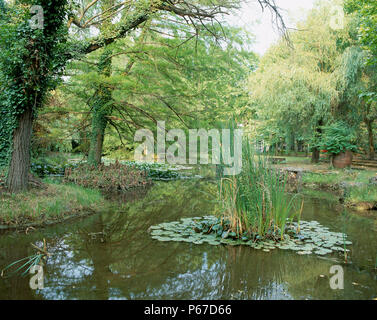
[87,49,112,166]
[88,113,107,166]
[311,148,320,163]
[6,107,33,192]
[311,119,323,164]
[365,119,375,160]
[291,133,298,155]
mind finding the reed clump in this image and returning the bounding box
[218,140,302,241]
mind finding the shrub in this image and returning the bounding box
[64,162,151,191]
[320,121,357,155]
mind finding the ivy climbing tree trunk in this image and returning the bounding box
[6,107,33,192]
[1,0,258,191]
[87,0,145,166]
[0,0,69,193]
[87,0,116,166]
[87,50,113,166]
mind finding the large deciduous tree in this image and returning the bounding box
[0,0,69,192]
[345,0,377,66]
[344,0,377,159]
[336,45,377,159]
[1,0,285,189]
[248,2,346,162]
[0,0,241,191]
[58,22,255,164]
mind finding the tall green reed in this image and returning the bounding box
[218,139,302,240]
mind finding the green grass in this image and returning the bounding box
[301,170,376,185]
[345,185,377,204]
[301,172,341,184]
[0,179,107,227]
[283,156,312,164]
[301,170,377,207]
[218,140,303,241]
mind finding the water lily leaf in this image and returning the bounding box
[157,237,173,242]
[149,226,162,230]
[221,231,229,239]
[150,217,352,256]
[297,251,312,255]
[208,241,221,245]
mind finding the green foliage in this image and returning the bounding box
[345,0,377,66]
[247,1,376,159]
[302,172,343,185]
[1,253,45,278]
[31,158,78,177]
[56,23,255,159]
[320,121,357,154]
[150,215,352,256]
[336,45,377,127]
[87,48,113,165]
[1,0,246,191]
[0,0,69,166]
[248,1,347,149]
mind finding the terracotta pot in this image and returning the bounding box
[332,150,353,169]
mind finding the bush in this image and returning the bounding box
[64,162,151,191]
[31,159,78,177]
[320,121,357,155]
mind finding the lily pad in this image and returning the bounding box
[149,216,352,257]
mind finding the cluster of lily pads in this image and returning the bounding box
[149,216,352,256]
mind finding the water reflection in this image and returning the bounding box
[0,180,376,300]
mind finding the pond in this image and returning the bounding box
[0,179,376,300]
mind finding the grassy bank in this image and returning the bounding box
[344,186,377,209]
[301,170,376,185]
[300,170,377,210]
[0,179,109,228]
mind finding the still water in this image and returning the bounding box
[0,179,376,299]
